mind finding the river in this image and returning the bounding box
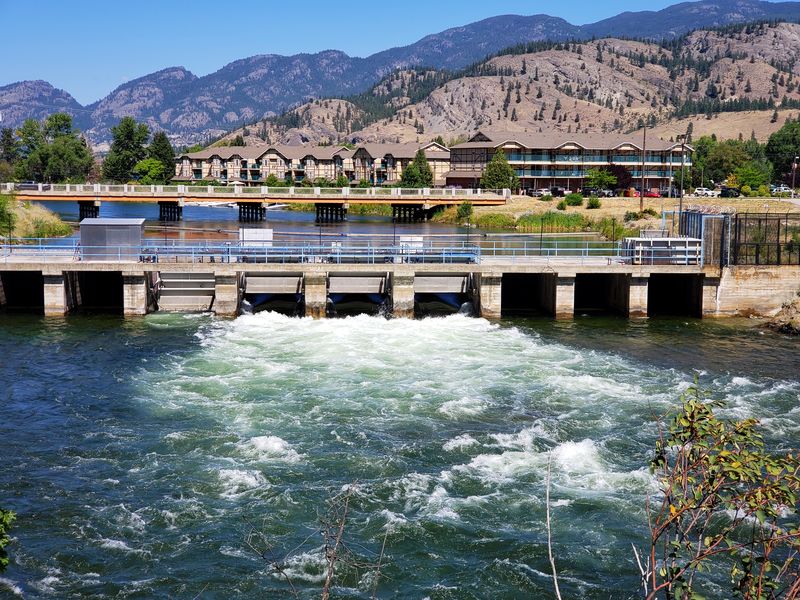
[0,312,798,598]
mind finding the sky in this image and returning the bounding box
[0,0,775,105]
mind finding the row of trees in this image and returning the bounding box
[0,114,93,183]
[0,114,175,185]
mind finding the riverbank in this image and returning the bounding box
[0,195,72,239]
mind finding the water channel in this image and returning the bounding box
[1,309,798,598]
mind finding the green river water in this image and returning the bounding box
[0,312,798,599]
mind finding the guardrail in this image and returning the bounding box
[1,182,511,200]
[0,238,704,266]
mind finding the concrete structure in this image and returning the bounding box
[1,260,797,321]
[447,130,693,193]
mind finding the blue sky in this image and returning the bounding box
[0,0,766,104]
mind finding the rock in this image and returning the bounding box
[766,297,800,335]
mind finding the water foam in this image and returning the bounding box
[217,468,268,498]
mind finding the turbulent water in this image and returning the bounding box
[1,313,799,599]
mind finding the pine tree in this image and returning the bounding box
[102,117,150,183]
[147,131,175,184]
[480,150,519,190]
[411,148,433,187]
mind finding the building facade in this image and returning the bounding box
[174,142,450,186]
[446,131,693,192]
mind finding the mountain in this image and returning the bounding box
[221,22,800,146]
[2,0,800,147]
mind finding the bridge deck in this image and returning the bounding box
[6,184,509,206]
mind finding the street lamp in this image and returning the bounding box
[792,156,798,199]
[676,134,687,236]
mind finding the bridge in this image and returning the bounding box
[2,183,510,222]
[1,236,795,321]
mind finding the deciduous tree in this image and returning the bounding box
[584,168,617,190]
[480,150,519,190]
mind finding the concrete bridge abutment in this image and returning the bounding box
[43,270,69,316]
[78,200,101,220]
[122,271,150,316]
[476,272,502,319]
[212,274,240,316]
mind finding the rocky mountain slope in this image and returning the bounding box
[3,1,800,147]
[218,22,800,147]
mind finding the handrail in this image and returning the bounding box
[0,237,703,266]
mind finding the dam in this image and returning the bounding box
[0,240,796,320]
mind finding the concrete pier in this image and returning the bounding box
[43,271,69,316]
[238,203,267,222]
[158,201,183,221]
[213,274,240,316]
[477,272,502,319]
[122,272,149,316]
[78,200,101,220]
[391,274,415,318]
[629,276,649,318]
[315,204,347,224]
[554,276,576,320]
[303,273,328,318]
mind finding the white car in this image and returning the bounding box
[773,185,793,195]
[693,187,719,197]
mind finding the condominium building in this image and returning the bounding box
[174,141,450,186]
[446,130,692,192]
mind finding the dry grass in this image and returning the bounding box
[476,195,797,222]
[8,201,73,239]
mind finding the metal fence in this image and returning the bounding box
[0,238,704,266]
[730,213,800,266]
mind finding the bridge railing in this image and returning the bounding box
[2,182,511,200]
[0,237,702,265]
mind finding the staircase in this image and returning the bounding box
[157,272,215,312]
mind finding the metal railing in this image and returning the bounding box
[0,238,704,266]
[2,183,511,200]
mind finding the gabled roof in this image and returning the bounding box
[456,129,693,152]
[177,144,353,162]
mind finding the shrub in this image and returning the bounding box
[456,201,474,222]
[741,184,752,196]
[540,194,553,202]
[516,211,587,232]
[595,217,639,240]
[557,200,567,211]
[624,210,640,222]
[0,508,14,572]
[642,207,659,218]
[564,193,583,206]
[474,213,517,229]
[757,184,770,197]
[587,196,601,209]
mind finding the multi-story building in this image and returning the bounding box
[446,130,693,192]
[174,142,450,186]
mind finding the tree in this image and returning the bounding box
[0,128,17,164]
[584,168,617,190]
[480,150,519,190]
[230,134,245,146]
[102,117,150,182]
[335,174,349,188]
[13,114,92,183]
[147,131,174,184]
[400,162,422,187]
[411,149,433,187]
[132,158,166,184]
[704,140,750,185]
[456,201,473,222]
[0,508,14,573]
[433,135,446,147]
[264,173,281,186]
[735,162,772,189]
[639,384,800,599]
[604,164,633,190]
[766,120,800,179]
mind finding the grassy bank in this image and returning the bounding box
[0,195,73,240]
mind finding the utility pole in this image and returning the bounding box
[792,156,798,199]
[640,124,647,213]
[678,135,686,235]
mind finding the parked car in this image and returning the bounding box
[527,188,551,197]
[644,190,661,198]
[692,187,718,197]
[550,186,566,197]
[16,181,51,191]
[720,186,741,198]
[772,185,793,196]
[581,187,614,198]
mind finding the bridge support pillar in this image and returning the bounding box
[629,275,649,318]
[43,271,68,316]
[159,201,184,221]
[238,202,267,222]
[392,205,425,223]
[391,273,415,318]
[122,271,149,316]
[477,272,502,319]
[701,275,721,317]
[554,275,576,320]
[213,274,240,316]
[0,275,5,308]
[315,204,347,224]
[304,273,328,318]
[78,200,100,220]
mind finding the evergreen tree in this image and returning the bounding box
[411,149,433,187]
[400,162,422,188]
[0,128,18,165]
[480,150,519,190]
[102,117,150,182]
[147,131,175,184]
[766,120,800,177]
